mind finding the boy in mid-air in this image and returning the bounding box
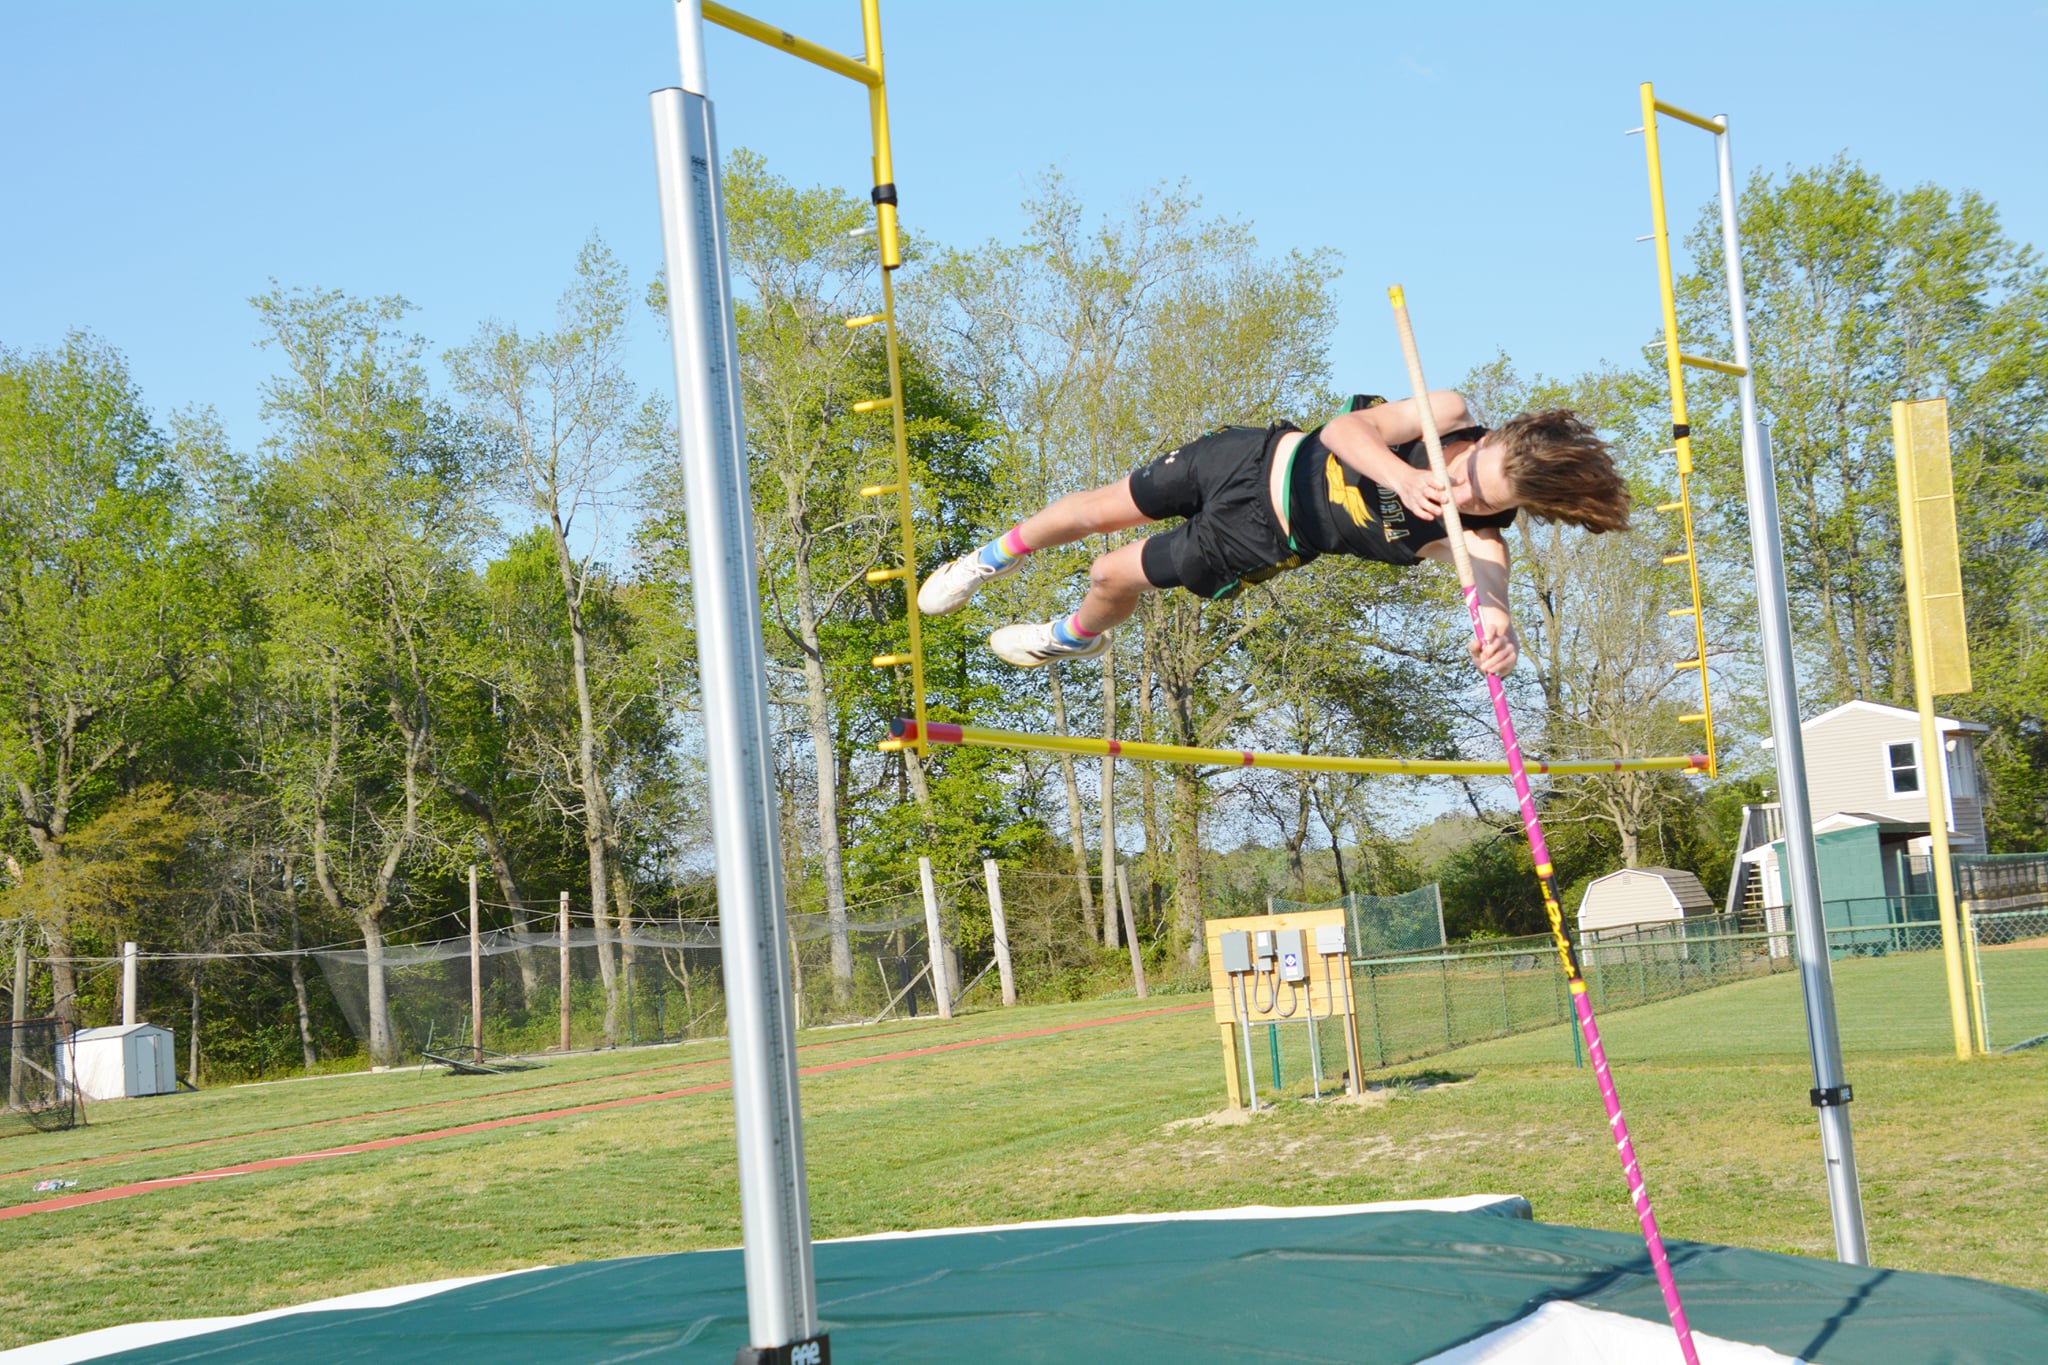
[917,392,1631,676]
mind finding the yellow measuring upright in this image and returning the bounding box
[1891,397,1980,1059]
[704,0,930,755]
[1635,82,1733,777]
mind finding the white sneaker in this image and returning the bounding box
[917,549,1024,617]
[989,620,1113,668]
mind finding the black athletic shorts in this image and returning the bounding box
[1129,422,1315,599]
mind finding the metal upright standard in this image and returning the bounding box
[1638,82,1868,1265]
[652,4,928,1355]
[651,4,827,1359]
[1390,286,1700,1365]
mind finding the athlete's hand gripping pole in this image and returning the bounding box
[1389,286,1700,1365]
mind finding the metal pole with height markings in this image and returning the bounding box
[651,5,823,1359]
[1715,116,1868,1265]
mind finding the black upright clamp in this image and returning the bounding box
[1672,422,1691,440]
[1810,1085,1853,1108]
[735,1336,830,1365]
[870,182,898,207]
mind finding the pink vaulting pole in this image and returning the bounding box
[1390,287,1700,1364]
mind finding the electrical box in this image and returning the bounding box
[1315,924,1347,957]
[1253,930,1275,964]
[1219,931,1252,974]
[1276,928,1306,983]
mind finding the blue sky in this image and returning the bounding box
[6,1,2044,459]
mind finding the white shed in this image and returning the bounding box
[66,1023,177,1101]
[1577,867,1714,937]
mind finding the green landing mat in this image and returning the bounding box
[60,1205,2048,1364]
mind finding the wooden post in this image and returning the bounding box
[918,856,952,1019]
[1101,657,1119,950]
[1117,864,1148,999]
[787,928,804,1032]
[982,859,1016,1006]
[9,925,29,1110]
[558,890,572,1052]
[1219,1022,1243,1109]
[468,866,482,1052]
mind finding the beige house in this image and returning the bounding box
[1760,700,1989,849]
[1729,701,1991,949]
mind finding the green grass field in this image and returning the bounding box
[1,954,2042,1352]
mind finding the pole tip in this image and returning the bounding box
[1388,285,1407,307]
[889,716,914,739]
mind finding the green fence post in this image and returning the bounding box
[1367,963,1386,1068]
[1440,954,1454,1046]
[1498,953,1511,1035]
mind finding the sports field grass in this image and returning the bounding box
[1,954,2042,1352]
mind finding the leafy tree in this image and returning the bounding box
[0,336,222,1025]
[249,286,482,1065]
[448,237,664,1044]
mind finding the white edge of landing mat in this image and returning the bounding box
[0,1268,555,1365]
[1416,1300,1808,1365]
[2,1198,1526,1363]
[824,1192,1533,1242]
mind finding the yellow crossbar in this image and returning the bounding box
[702,2,880,86]
[1653,98,1723,134]
[1679,351,1748,377]
[889,720,1707,778]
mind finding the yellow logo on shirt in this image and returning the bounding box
[1326,455,1371,527]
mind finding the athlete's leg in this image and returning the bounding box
[1014,477,1153,550]
[1073,541,1153,634]
[987,542,1153,667]
[920,476,1153,618]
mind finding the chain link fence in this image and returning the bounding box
[1959,852,2048,1051]
[1320,903,2048,1073]
[312,909,938,1062]
[1271,885,1446,956]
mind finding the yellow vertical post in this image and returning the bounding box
[854,0,925,753]
[860,0,901,270]
[1892,398,1975,1060]
[1637,83,1717,776]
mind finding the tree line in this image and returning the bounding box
[1,151,2041,1076]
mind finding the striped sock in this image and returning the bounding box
[1051,612,1098,648]
[976,526,1032,572]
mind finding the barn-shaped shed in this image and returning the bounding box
[1577,866,1714,938]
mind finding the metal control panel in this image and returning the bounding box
[1219,931,1252,975]
[1276,929,1306,983]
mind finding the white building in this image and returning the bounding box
[65,1023,177,1101]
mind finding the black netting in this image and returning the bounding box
[3,1018,82,1138]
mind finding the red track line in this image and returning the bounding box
[0,1021,963,1183]
[1,1002,1207,1221]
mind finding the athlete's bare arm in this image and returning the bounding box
[1419,525,1518,676]
[1318,390,1477,521]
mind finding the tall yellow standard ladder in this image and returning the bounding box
[702,0,930,758]
[1634,82,1735,778]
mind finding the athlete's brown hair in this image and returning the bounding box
[1493,409,1631,533]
